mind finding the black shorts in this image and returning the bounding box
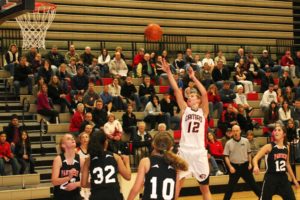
[197,175,210,185]
[260,173,296,200]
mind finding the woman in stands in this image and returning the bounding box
[81,130,131,200]
[37,84,59,124]
[69,103,85,136]
[52,134,84,200]
[33,76,45,98]
[207,132,224,176]
[127,132,188,200]
[161,60,212,200]
[253,125,299,200]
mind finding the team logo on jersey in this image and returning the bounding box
[199,174,207,180]
[185,114,202,122]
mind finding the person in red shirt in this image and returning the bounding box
[69,103,85,136]
[208,84,223,119]
[207,131,224,176]
[0,132,20,175]
[280,50,296,78]
[37,84,59,124]
[132,48,145,72]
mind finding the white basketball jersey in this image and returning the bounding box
[180,107,206,149]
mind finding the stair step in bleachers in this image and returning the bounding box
[0,186,50,200]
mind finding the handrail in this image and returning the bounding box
[21,97,29,126]
[39,118,48,156]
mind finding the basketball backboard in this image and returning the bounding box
[0,0,34,24]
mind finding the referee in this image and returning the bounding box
[223,125,261,200]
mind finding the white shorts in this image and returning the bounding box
[178,147,210,183]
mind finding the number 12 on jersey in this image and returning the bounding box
[187,121,200,133]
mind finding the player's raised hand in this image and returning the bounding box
[187,66,195,80]
[293,178,300,189]
[161,59,171,73]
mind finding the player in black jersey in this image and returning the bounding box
[253,125,299,200]
[127,132,188,200]
[52,134,85,200]
[81,130,131,200]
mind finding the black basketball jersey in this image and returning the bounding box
[143,155,177,200]
[266,142,288,174]
[89,151,122,199]
[53,153,81,199]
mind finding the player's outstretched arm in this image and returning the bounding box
[161,59,187,111]
[187,67,209,118]
[114,154,131,180]
[287,145,300,188]
[81,157,90,188]
[127,158,150,200]
[252,144,271,175]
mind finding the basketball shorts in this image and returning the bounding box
[178,146,210,184]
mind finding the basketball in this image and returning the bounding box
[144,23,163,41]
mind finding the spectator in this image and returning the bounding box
[71,66,89,99]
[191,54,202,72]
[173,51,186,71]
[219,81,236,104]
[258,50,280,73]
[157,123,167,133]
[44,46,65,69]
[214,50,227,66]
[200,62,214,89]
[161,49,170,63]
[48,75,73,113]
[38,59,53,84]
[247,52,260,68]
[246,131,259,161]
[292,98,300,126]
[207,132,224,176]
[13,56,33,96]
[89,58,101,83]
[4,44,20,77]
[218,104,238,135]
[80,124,94,137]
[223,125,261,200]
[139,75,155,108]
[109,51,128,79]
[150,52,156,64]
[79,112,96,133]
[236,58,247,72]
[92,100,107,129]
[235,66,254,94]
[294,50,300,78]
[121,76,142,111]
[3,114,24,152]
[33,76,45,98]
[132,48,145,69]
[208,84,223,119]
[66,57,77,77]
[0,132,20,175]
[278,100,292,126]
[108,77,126,111]
[100,85,113,114]
[279,69,294,89]
[264,101,279,129]
[111,46,126,61]
[287,119,297,142]
[25,46,37,66]
[244,59,258,90]
[56,63,71,93]
[31,53,43,77]
[234,85,252,112]
[236,104,254,135]
[276,88,284,105]
[132,121,152,161]
[183,48,195,66]
[283,86,295,104]
[212,60,233,90]
[122,104,137,138]
[69,103,85,136]
[202,51,214,72]
[136,53,155,79]
[160,92,180,130]
[260,68,274,93]
[233,48,247,68]
[155,55,165,76]
[65,44,80,64]
[98,48,111,77]
[104,113,123,154]
[144,95,171,130]
[80,46,95,66]
[37,84,59,124]
[281,50,296,78]
[259,84,277,113]
[15,130,35,174]
[83,83,99,112]
[221,128,233,147]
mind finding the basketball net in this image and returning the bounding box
[16,2,56,50]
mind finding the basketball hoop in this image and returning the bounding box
[16,2,56,50]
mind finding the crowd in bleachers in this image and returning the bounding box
[2,43,300,176]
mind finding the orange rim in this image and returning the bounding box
[34,2,56,13]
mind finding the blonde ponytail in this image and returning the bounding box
[164,151,188,171]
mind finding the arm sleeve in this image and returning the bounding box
[223,142,230,156]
